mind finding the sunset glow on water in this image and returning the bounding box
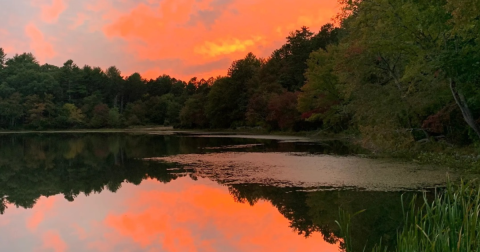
[0,134,429,252]
[1,178,339,252]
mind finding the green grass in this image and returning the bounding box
[339,180,480,252]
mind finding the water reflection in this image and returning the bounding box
[0,134,413,251]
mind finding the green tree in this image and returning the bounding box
[180,93,208,128]
[205,77,236,128]
[0,92,23,128]
[298,45,349,131]
[58,60,85,104]
[24,94,55,129]
[0,48,5,70]
[108,107,121,127]
[160,94,182,126]
[105,66,124,110]
[90,104,110,128]
[206,53,262,128]
[62,103,85,126]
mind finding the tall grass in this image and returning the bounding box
[339,180,480,252]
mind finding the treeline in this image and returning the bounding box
[0,51,197,129]
[0,24,339,131]
[1,0,479,149]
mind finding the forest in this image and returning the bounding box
[0,0,479,151]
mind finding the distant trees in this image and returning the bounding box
[0,23,341,131]
[0,50,199,129]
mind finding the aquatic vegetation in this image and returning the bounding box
[340,180,480,252]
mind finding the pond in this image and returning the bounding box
[0,133,454,251]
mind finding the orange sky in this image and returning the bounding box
[0,178,341,252]
[0,0,339,80]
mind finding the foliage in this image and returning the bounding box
[62,103,85,127]
[266,91,299,130]
[339,180,480,252]
[180,93,209,128]
[298,0,480,150]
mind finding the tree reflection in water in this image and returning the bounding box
[0,133,416,251]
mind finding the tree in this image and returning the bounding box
[58,60,85,104]
[271,25,339,91]
[90,104,110,128]
[266,91,300,130]
[160,94,182,126]
[105,66,124,110]
[0,92,23,128]
[147,75,172,97]
[0,48,5,70]
[298,45,349,131]
[205,77,237,128]
[124,73,146,106]
[124,101,146,126]
[206,53,263,128]
[24,94,55,129]
[108,107,121,127]
[322,0,471,148]
[180,93,208,128]
[62,103,85,126]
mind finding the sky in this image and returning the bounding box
[0,0,339,80]
[0,177,340,252]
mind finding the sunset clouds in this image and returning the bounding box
[32,0,68,23]
[0,0,338,79]
[25,23,56,61]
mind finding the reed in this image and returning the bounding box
[338,180,480,252]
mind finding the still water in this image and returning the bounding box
[0,133,445,251]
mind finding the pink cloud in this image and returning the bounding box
[39,230,68,252]
[0,29,16,54]
[25,23,56,62]
[32,0,67,23]
[71,223,88,240]
[26,196,56,231]
[69,13,87,30]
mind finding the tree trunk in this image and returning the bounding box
[449,78,480,139]
[113,95,118,109]
[121,95,124,113]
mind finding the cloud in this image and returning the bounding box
[71,223,88,240]
[2,0,339,81]
[25,23,56,63]
[69,13,87,30]
[187,0,235,29]
[39,231,68,252]
[26,197,56,231]
[102,0,339,79]
[0,29,16,54]
[194,36,265,57]
[32,0,67,23]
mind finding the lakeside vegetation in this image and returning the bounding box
[0,0,479,159]
[340,180,480,252]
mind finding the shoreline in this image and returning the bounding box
[0,128,478,173]
[0,127,347,140]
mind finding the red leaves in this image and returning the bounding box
[266,92,299,130]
